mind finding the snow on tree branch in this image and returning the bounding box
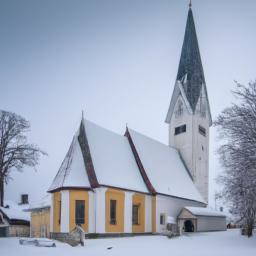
[214,81,256,237]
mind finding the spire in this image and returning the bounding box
[189,0,192,8]
[176,6,205,111]
[82,110,84,120]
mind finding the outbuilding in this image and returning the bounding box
[178,207,226,232]
[0,201,30,237]
[27,194,51,238]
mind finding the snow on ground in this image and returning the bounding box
[0,230,255,256]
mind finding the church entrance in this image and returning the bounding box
[184,220,194,232]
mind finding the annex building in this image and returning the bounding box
[47,5,226,238]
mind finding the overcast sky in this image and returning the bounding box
[1,0,256,207]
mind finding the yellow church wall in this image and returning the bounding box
[31,208,50,238]
[132,193,145,233]
[152,196,156,233]
[105,188,124,233]
[53,192,61,233]
[69,190,89,232]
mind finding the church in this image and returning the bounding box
[48,4,226,238]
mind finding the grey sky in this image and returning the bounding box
[1,0,256,207]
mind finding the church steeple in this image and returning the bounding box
[165,5,211,202]
[176,5,205,111]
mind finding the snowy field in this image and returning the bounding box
[0,230,255,256]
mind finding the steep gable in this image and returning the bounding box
[128,128,205,203]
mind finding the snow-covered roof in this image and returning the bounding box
[128,128,205,203]
[185,207,226,217]
[85,120,148,193]
[0,201,30,222]
[49,118,208,202]
[49,119,149,193]
[27,194,51,211]
[49,135,91,191]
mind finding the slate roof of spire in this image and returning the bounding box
[176,6,205,111]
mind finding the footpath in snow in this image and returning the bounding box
[0,229,255,256]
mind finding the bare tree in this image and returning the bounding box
[0,110,46,206]
[215,82,256,237]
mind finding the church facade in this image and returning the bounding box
[48,6,225,237]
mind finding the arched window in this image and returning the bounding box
[175,100,183,118]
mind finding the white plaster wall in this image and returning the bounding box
[145,195,152,233]
[60,190,70,233]
[197,216,226,232]
[169,87,210,203]
[95,187,106,233]
[50,194,54,232]
[169,95,193,177]
[88,191,96,233]
[156,195,204,233]
[124,191,133,233]
[192,86,210,202]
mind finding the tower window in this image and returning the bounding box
[175,124,186,135]
[199,125,206,136]
[175,100,183,117]
[110,200,117,225]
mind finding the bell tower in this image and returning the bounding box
[165,4,212,202]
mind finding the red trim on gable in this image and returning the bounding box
[78,120,99,188]
[125,128,156,195]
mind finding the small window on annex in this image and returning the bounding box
[198,125,206,136]
[110,200,117,225]
[132,204,140,225]
[75,200,85,225]
[174,124,186,135]
[160,214,165,225]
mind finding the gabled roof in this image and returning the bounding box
[0,201,30,222]
[48,135,91,192]
[49,118,205,203]
[84,120,149,193]
[127,128,205,204]
[49,119,149,194]
[184,207,226,217]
